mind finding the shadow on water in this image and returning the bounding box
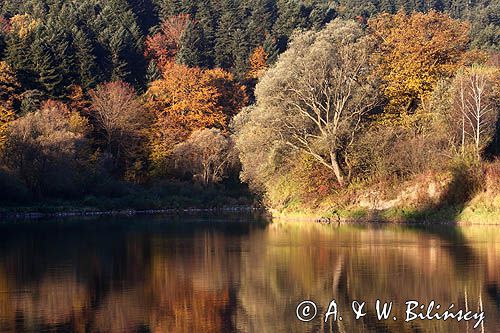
[404,165,500,313]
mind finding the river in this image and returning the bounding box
[0,214,499,332]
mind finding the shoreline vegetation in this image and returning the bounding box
[0,2,499,224]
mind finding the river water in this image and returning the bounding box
[0,214,499,332]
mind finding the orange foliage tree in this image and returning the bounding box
[144,14,191,68]
[145,62,247,170]
[368,11,471,117]
[247,46,268,79]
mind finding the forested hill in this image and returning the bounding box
[0,0,498,96]
[0,0,498,213]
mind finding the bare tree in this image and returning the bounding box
[246,20,380,186]
[172,128,237,186]
[451,65,499,159]
[89,81,146,169]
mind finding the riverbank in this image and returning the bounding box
[271,167,500,225]
[271,203,500,225]
[0,180,258,219]
[0,206,261,220]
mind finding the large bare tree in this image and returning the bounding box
[250,19,379,186]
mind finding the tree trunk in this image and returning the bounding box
[330,152,345,187]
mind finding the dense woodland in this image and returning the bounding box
[0,0,498,211]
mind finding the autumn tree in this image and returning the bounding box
[146,62,246,172]
[145,14,191,68]
[2,100,89,196]
[247,46,268,79]
[449,65,500,158]
[235,20,379,188]
[89,81,148,174]
[0,61,20,150]
[172,128,237,186]
[368,11,470,117]
[8,14,39,39]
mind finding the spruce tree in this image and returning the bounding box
[379,0,395,13]
[177,21,204,67]
[31,34,64,97]
[215,0,240,69]
[193,0,217,67]
[73,29,98,89]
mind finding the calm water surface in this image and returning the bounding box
[0,214,499,332]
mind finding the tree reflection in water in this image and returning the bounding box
[0,216,499,333]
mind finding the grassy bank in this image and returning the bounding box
[271,161,500,225]
[272,196,500,225]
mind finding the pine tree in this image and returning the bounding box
[4,25,34,88]
[155,0,183,19]
[108,27,130,82]
[273,0,305,52]
[127,0,159,34]
[231,27,250,78]
[379,0,395,13]
[263,34,279,64]
[73,29,98,89]
[215,0,241,69]
[177,21,204,67]
[32,36,64,97]
[307,1,335,27]
[146,60,162,84]
[193,0,216,67]
[246,0,275,48]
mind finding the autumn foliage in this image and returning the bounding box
[146,62,246,169]
[0,8,498,205]
[247,46,268,79]
[7,14,39,38]
[145,14,191,68]
[0,62,20,150]
[368,10,471,117]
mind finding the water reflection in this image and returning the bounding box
[0,216,499,332]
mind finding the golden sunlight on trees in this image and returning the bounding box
[0,61,20,102]
[449,65,500,158]
[0,61,20,150]
[368,10,470,118]
[8,14,39,38]
[89,81,149,175]
[0,105,15,151]
[2,100,89,195]
[236,20,379,188]
[146,62,246,172]
[172,128,237,186]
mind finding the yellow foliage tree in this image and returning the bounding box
[368,11,470,118]
[0,61,20,150]
[9,14,39,38]
[0,104,15,150]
